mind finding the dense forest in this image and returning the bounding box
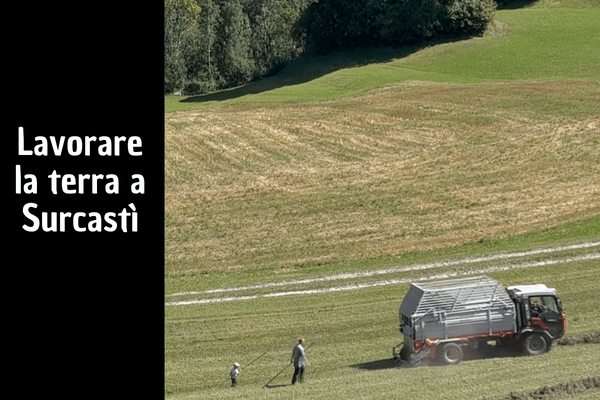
[164,0,499,95]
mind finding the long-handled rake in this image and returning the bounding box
[263,341,314,388]
[262,360,292,388]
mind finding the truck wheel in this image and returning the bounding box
[522,334,547,356]
[399,344,411,361]
[440,343,463,365]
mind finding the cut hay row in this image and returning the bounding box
[479,376,600,400]
[555,331,600,346]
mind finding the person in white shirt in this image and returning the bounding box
[291,338,308,384]
[230,362,240,387]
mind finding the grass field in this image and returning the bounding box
[165,0,600,398]
[165,0,600,111]
[165,250,600,399]
[165,79,600,279]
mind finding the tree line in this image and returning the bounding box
[165,0,497,95]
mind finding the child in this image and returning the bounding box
[230,362,240,387]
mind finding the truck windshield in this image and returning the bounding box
[529,296,559,316]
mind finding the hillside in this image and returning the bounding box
[165,1,600,399]
[165,0,600,111]
[165,0,600,279]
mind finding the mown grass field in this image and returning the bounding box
[165,0,600,398]
[165,249,600,399]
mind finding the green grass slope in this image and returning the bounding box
[165,1,600,398]
[396,6,600,81]
[165,0,600,111]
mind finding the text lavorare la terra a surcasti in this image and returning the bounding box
[15,127,145,233]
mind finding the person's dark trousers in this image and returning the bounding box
[292,366,305,384]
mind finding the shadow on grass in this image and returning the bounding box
[351,344,526,371]
[350,358,402,371]
[180,35,470,104]
[352,332,600,370]
[264,383,293,389]
[497,0,540,10]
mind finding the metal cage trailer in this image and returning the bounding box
[393,275,566,366]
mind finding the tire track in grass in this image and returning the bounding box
[165,246,600,306]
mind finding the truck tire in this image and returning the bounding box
[399,343,411,361]
[440,343,463,365]
[522,334,547,356]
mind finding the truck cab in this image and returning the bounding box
[506,284,566,345]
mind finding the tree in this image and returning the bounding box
[213,0,256,87]
[300,0,496,54]
[182,0,220,94]
[164,0,201,94]
[445,0,496,35]
[249,0,309,76]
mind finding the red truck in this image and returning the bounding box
[393,275,566,365]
